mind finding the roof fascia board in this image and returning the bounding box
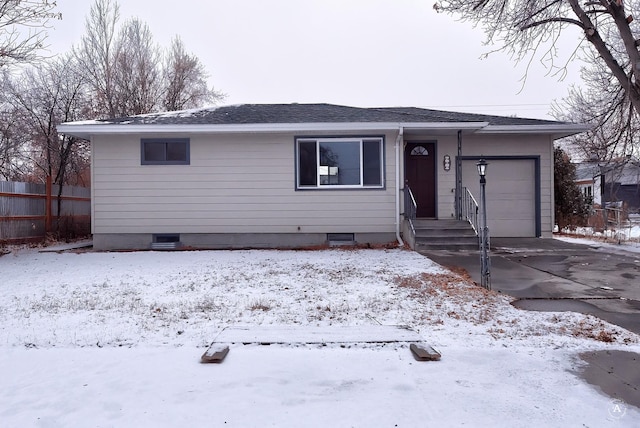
[57,121,491,137]
[476,124,591,135]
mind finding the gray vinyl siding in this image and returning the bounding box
[434,135,458,219]
[400,133,554,237]
[91,133,396,235]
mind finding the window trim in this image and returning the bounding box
[295,136,385,190]
[141,138,190,165]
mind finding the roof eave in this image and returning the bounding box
[476,124,591,139]
[57,121,491,139]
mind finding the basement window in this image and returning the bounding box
[141,138,190,165]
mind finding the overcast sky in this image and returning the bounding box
[45,0,585,120]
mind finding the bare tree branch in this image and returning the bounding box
[162,36,225,111]
[0,0,61,67]
[435,0,640,161]
[520,17,583,30]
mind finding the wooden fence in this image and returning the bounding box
[0,177,91,244]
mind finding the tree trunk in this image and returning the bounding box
[567,0,640,117]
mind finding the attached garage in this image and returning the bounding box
[461,157,539,238]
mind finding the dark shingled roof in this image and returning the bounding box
[100,103,563,126]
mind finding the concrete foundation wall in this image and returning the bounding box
[401,220,416,250]
[93,232,398,251]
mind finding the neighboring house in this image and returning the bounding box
[576,159,640,213]
[58,103,587,251]
[575,162,601,206]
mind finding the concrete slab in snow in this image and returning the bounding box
[39,240,93,252]
[201,325,433,363]
[212,325,423,345]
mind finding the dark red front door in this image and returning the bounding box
[405,142,436,218]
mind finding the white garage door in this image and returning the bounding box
[461,159,536,237]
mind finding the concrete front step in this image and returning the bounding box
[415,229,477,238]
[415,237,479,251]
[415,236,478,244]
[412,219,478,251]
[413,219,471,229]
[416,241,479,251]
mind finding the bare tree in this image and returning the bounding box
[75,0,224,118]
[434,1,640,117]
[0,0,61,67]
[552,61,639,162]
[0,70,20,179]
[163,36,225,111]
[0,107,28,180]
[111,17,162,115]
[74,0,120,118]
[8,55,90,185]
[8,54,91,232]
[552,19,640,162]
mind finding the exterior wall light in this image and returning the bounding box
[477,158,487,179]
[476,158,490,290]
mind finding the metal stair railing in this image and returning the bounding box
[460,187,479,235]
[404,184,417,236]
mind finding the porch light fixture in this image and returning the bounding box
[477,158,487,179]
[477,159,491,290]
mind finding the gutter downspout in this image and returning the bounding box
[456,130,462,220]
[395,126,405,247]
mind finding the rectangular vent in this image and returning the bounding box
[151,234,181,250]
[327,233,355,246]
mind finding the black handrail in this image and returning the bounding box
[404,184,417,222]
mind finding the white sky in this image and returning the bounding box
[45,0,585,120]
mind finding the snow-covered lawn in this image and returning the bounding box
[555,232,640,254]
[559,224,640,253]
[1,247,638,426]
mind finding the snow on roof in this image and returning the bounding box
[61,103,566,127]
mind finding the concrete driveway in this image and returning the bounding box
[421,237,640,335]
[421,237,640,409]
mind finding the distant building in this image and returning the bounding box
[575,159,640,213]
[575,162,600,206]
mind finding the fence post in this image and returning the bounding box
[45,175,52,233]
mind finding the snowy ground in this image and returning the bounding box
[556,233,640,255]
[1,247,639,426]
[559,223,640,254]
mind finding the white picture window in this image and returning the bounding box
[296,137,384,189]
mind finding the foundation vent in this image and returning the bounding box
[327,233,355,247]
[151,234,182,250]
